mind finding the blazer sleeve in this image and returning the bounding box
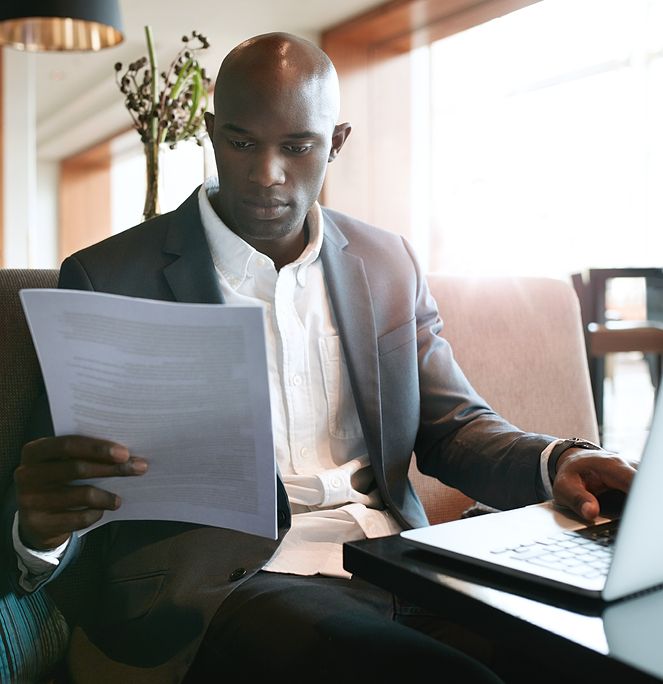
[407,240,555,510]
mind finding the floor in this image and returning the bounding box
[601,352,656,463]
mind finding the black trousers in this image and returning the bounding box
[184,571,505,683]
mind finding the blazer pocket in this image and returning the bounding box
[378,317,416,356]
[102,572,166,624]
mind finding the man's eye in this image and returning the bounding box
[284,145,311,154]
[230,140,253,150]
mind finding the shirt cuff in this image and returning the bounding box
[540,439,564,500]
[12,512,70,591]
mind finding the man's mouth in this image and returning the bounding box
[243,199,289,220]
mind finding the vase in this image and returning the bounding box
[143,140,162,221]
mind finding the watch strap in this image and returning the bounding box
[547,437,603,483]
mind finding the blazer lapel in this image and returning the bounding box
[162,189,225,304]
[321,216,383,461]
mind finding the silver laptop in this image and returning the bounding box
[401,390,663,602]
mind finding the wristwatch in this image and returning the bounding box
[547,437,603,482]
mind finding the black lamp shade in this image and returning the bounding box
[0,0,124,51]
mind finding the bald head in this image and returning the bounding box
[214,32,340,125]
[204,32,351,266]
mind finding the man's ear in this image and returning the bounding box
[204,111,215,138]
[328,122,351,162]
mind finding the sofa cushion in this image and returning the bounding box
[0,588,68,684]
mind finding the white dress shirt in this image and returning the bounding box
[199,178,401,577]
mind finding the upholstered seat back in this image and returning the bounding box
[0,268,67,684]
[410,275,600,524]
[0,269,59,495]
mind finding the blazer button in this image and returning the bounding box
[228,567,247,582]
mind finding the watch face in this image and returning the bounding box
[571,439,601,450]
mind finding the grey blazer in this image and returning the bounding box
[18,188,555,682]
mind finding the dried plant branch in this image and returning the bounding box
[114,26,212,149]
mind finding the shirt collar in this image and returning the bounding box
[198,177,323,290]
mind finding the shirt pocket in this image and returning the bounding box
[319,335,363,440]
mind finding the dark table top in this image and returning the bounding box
[344,534,663,683]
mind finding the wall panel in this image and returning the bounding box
[59,141,112,262]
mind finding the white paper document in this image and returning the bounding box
[20,289,277,539]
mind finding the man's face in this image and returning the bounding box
[206,74,340,246]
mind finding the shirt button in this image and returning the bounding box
[330,476,341,488]
[228,567,247,582]
[300,447,309,458]
[291,374,302,386]
[256,256,268,268]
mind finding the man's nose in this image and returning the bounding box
[248,151,286,187]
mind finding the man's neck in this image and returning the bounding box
[250,221,310,272]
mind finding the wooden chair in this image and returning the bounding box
[571,268,663,436]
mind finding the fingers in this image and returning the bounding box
[24,509,107,537]
[18,485,120,550]
[16,435,148,550]
[21,435,130,465]
[19,435,148,482]
[554,471,600,521]
[578,495,600,521]
[587,454,636,492]
[553,451,636,521]
[19,483,121,515]
[15,455,147,488]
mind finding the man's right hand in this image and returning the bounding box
[14,435,148,551]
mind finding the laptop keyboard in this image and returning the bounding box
[490,520,619,579]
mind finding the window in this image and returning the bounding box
[423,0,663,279]
[110,130,213,234]
[324,0,663,280]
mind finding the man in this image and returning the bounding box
[7,33,634,683]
